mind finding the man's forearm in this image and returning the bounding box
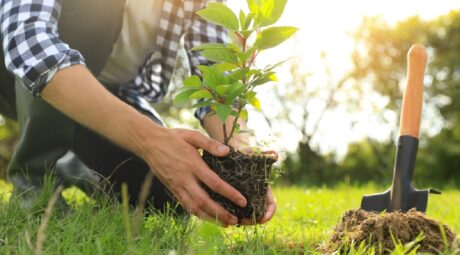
[41,65,166,158]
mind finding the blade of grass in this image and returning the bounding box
[36,185,64,254]
[121,183,133,244]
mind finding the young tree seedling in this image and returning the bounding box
[174,0,297,146]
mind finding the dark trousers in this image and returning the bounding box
[0,0,179,211]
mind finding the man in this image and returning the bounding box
[0,0,276,227]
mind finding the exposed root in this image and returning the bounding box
[202,149,276,221]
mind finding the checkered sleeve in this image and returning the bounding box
[0,0,85,97]
[183,0,228,124]
[119,0,182,104]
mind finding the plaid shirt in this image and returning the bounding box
[1,0,226,121]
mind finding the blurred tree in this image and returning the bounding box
[428,10,460,125]
[417,124,460,186]
[263,56,349,185]
[276,10,460,186]
[341,10,460,186]
[337,138,394,185]
[350,16,429,110]
[416,10,460,185]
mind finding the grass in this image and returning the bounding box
[0,179,459,254]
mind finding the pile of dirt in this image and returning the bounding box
[202,149,276,221]
[325,209,458,254]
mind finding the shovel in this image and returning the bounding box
[361,44,440,213]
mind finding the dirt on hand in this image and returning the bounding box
[325,209,458,254]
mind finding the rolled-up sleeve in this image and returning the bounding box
[1,0,85,97]
[183,0,228,124]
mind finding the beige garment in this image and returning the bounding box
[98,0,163,84]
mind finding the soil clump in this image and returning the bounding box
[202,149,276,221]
[325,209,458,254]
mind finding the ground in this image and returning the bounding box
[0,179,459,254]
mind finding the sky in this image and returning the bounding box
[226,0,460,157]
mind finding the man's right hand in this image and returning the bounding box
[140,128,247,226]
[42,65,246,227]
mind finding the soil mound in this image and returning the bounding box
[326,209,458,254]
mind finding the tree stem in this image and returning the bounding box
[227,106,243,144]
[223,123,229,145]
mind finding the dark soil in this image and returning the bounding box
[325,209,458,254]
[202,149,276,222]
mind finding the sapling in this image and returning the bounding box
[174,0,297,221]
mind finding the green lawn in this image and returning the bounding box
[0,179,459,254]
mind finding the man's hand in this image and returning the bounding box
[239,187,277,225]
[141,128,248,226]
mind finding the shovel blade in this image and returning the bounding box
[361,189,391,212]
[361,187,434,213]
[402,188,430,212]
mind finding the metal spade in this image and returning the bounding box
[361,44,440,213]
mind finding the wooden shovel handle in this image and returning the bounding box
[399,44,428,138]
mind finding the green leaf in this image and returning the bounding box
[227,68,249,83]
[246,69,262,80]
[255,26,298,50]
[214,63,239,72]
[192,43,227,51]
[247,91,256,99]
[247,0,262,17]
[247,0,261,15]
[239,10,253,31]
[243,13,254,30]
[191,100,212,108]
[239,10,247,29]
[240,109,248,121]
[236,47,256,65]
[215,104,232,122]
[215,85,231,96]
[201,48,238,64]
[198,66,224,88]
[225,82,246,104]
[258,0,287,27]
[250,71,277,86]
[190,89,214,99]
[248,95,261,111]
[250,77,272,86]
[234,123,241,134]
[173,88,200,105]
[268,73,278,82]
[196,2,239,31]
[227,43,242,53]
[210,103,217,112]
[183,75,202,87]
[229,82,246,94]
[241,30,253,38]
